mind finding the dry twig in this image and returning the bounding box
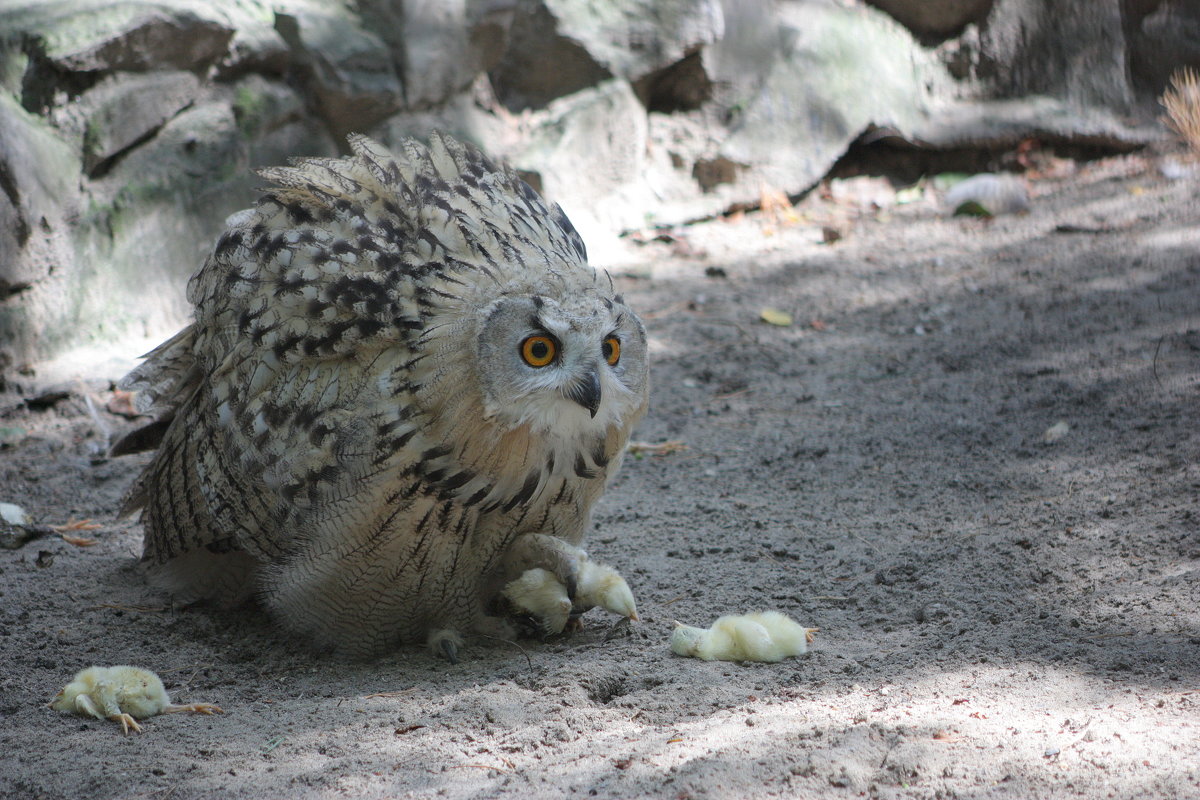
[626,440,687,456]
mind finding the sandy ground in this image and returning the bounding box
[1,152,1198,799]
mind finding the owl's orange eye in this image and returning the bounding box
[520,335,557,367]
[602,336,621,366]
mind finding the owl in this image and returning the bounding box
[114,133,649,660]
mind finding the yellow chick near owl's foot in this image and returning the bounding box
[501,567,573,635]
[501,558,638,635]
[670,611,816,663]
[576,559,638,621]
[49,666,223,734]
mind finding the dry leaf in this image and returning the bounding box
[759,183,799,226]
[760,308,793,326]
[53,518,102,532]
[1041,421,1070,443]
[105,390,141,418]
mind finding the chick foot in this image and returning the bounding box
[110,712,144,735]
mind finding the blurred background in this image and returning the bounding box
[0,0,1194,369]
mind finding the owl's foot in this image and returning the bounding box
[427,629,464,663]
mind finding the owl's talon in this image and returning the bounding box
[428,629,464,663]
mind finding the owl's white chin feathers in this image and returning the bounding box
[489,376,637,439]
[491,396,622,439]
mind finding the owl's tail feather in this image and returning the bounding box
[109,416,173,457]
[111,325,200,457]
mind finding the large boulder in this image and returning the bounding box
[358,0,515,110]
[489,0,723,111]
[0,95,84,364]
[273,6,402,140]
[626,0,948,226]
[508,79,652,264]
[718,2,943,192]
[12,1,235,73]
[78,70,202,175]
[977,0,1133,112]
[865,0,994,41]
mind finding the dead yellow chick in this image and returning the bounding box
[502,567,572,634]
[49,666,222,734]
[670,611,815,663]
[576,560,639,621]
[502,559,639,635]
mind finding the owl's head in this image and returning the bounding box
[474,286,648,437]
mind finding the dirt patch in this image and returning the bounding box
[1,153,1198,799]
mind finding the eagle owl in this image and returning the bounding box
[115,133,650,659]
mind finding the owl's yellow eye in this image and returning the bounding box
[520,335,557,367]
[602,336,621,366]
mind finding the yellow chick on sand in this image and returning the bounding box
[49,666,223,734]
[670,611,816,662]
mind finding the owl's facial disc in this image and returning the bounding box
[476,293,646,434]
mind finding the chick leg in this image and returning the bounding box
[83,685,145,735]
[71,693,105,721]
[162,703,224,716]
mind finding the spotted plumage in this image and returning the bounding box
[116,133,649,658]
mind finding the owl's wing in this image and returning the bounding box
[127,399,248,563]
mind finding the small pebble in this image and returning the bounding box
[1042,421,1070,444]
[0,503,29,525]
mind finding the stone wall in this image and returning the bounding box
[0,0,1184,367]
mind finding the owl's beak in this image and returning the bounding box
[565,370,602,417]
